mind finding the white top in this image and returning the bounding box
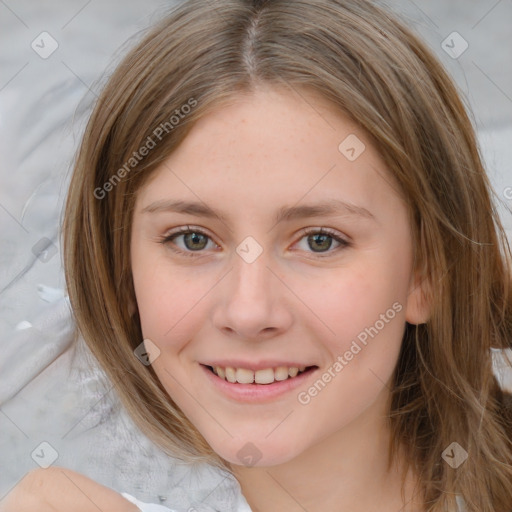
[121,490,254,512]
[121,494,175,512]
[121,491,467,511]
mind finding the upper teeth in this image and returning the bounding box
[213,366,307,384]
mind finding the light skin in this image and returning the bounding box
[2,85,429,512]
[130,85,430,511]
[0,467,139,511]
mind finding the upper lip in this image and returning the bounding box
[201,360,317,371]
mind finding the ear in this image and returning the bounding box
[405,270,432,325]
[128,299,138,318]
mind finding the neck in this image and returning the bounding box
[230,395,424,512]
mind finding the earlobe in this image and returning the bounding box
[405,272,432,325]
[128,299,138,317]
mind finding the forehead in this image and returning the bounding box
[135,86,402,222]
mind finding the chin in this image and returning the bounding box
[212,436,303,468]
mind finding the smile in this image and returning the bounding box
[201,363,319,403]
[208,365,314,384]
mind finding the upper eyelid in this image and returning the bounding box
[165,225,219,243]
[163,225,347,239]
[296,226,347,239]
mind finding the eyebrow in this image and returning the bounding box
[141,198,375,224]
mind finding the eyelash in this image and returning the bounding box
[157,225,351,259]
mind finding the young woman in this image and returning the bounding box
[3,0,512,511]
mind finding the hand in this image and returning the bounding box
[0,466,140,512]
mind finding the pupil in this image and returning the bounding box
[310,234,331,252]
[185,232,206,250]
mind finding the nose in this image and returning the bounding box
[212,247,293,341]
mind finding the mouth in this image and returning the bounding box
[200,363,319,403]
[204,364,318,384]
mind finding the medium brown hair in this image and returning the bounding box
[62,0,512,509]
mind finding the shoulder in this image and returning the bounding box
[1,468,141,512]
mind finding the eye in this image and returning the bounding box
[294,227,350,257]
[158,226,350,258]
[158,226,218,257]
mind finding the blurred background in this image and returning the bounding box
[1,0,511,510]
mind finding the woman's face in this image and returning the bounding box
[130,85,428,467]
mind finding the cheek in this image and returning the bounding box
[131,253,213,351]
[323,257,409,401]
[291,264,407,435]
[298,258,407,357]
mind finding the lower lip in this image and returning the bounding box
[200,364,318,403]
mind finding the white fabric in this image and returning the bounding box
[121,491,467,511]
[121,492,180,512]
[456,495,467,512]
[121,486,255,512]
